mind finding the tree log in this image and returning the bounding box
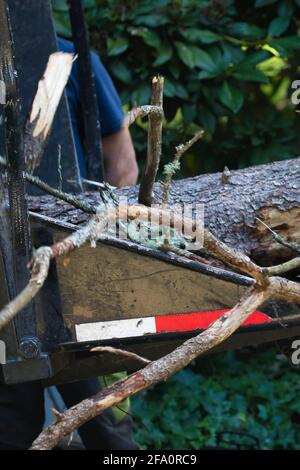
[28,157,300,266]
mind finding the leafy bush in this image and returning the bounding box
[53,0,300,177]
[51,1,300,449]
[132,348,300,449]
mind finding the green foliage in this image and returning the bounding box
[76,0,299,177]
[132,348,300,449]
[52,0,300,177]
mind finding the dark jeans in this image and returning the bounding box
[0,378,138,450]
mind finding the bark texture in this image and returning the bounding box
[28,157,300,265]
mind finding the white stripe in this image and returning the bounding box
[75,316,156,342]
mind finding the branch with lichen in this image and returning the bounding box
[138,76,164,206]
[162,130,204,207]
[124,105,163,127]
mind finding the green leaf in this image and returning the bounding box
[269,36,300,57]
[191,46,216,71]
[232,64,269,83]
[164,79,176,97]
[198,70,221,80]
[174,41,195,68]
[200,108,216,133]
[130,28,161,49]
[175,42,215,71]
[52,10,72,38]
[222,43,244,64]
[131,84,151,105]
[218,81,244,113]
[228,22,265,40]
[51,0,70,11]
[107,37,129,56]
[169,62,180,79]
[109,61,132,84]
[181,28,221,44]
[52,0,97,37]
[134,13,169,27]
[278,1,294,18]
[152,43,173,66]
[242,50,271,65]
[268,16,290,37]
[174,83,189,99]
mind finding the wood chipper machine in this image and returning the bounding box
[0,0,300,386]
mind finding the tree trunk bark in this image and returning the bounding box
[28,157,300,266]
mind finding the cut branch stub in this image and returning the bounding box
[138,76,164,206]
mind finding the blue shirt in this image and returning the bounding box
[57,37,124,176]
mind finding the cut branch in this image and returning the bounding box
[31,277,300,450]
[138,76,164,206]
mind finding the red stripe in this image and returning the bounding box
[155,309,272,334]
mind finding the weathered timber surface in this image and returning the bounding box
[28,157,300,265]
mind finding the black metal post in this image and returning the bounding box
[0,0,40,359]
[68,0,104,182]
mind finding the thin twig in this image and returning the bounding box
[138,76,164,206]
[162,130,204,207]
[266,257,300,276]
[0,156,96,214]
[90,346,151,365]
[26,174,96,214]
[255,216,300,256]
[162,243,212,265]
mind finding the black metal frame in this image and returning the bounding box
[0,0,40,359]
[68,0,104,182]
[0,0,299,386]
[0,0,105,384]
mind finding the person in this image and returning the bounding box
[58,37,138,187]
[0,37,139,450]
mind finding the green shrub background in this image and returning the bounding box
[132,348,300,450]
[52,0,300,449]
[53,0,300,178]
